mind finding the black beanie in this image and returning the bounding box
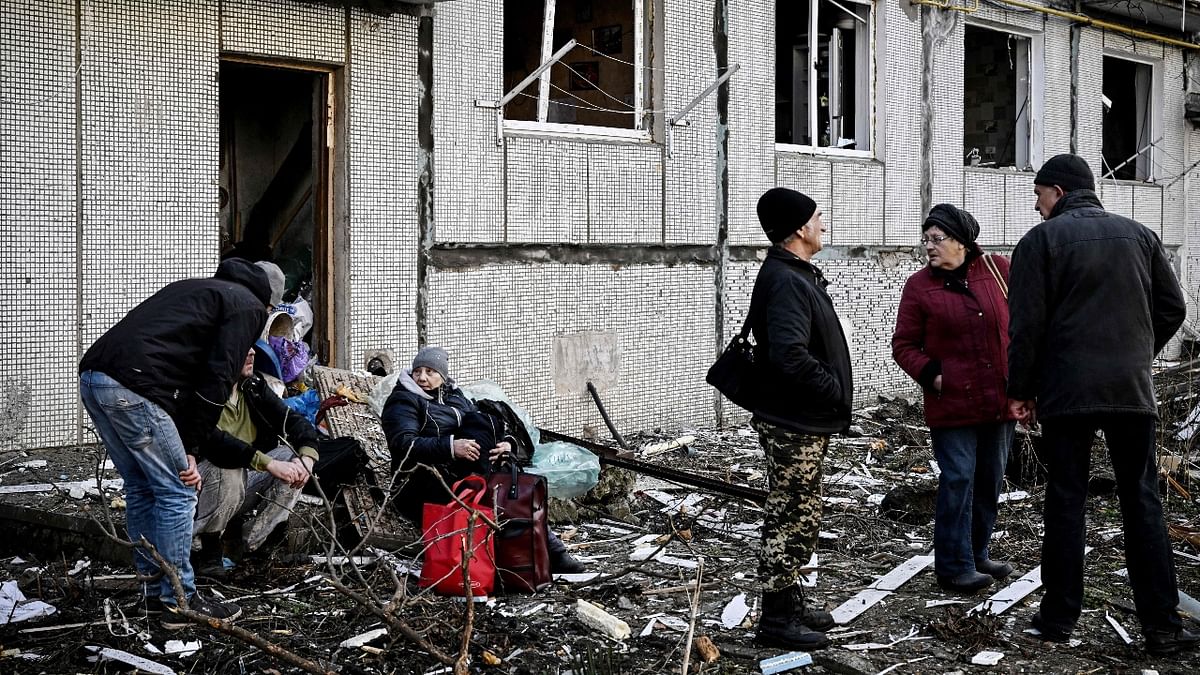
[1034,154,1095,193]
[923,204,980,250]
[757,187,817,243]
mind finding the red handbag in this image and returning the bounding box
[485,463,551,593]
[419,476,496,597]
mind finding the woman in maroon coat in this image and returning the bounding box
[892,204,1018,594]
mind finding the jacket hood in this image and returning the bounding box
[1048,189,1102,220]
[398,368,457,400]
[215,258,273,306]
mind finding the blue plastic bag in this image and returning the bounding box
[282,389,321,426]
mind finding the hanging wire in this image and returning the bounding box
[559,60,637,109]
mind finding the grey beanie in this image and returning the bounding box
[412,346,450,379]
[254,261,286,307]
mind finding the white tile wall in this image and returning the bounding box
[4,0,1199,450]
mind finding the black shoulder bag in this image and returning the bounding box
[705,309,759,411]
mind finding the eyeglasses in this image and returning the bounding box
[920,234,951,245]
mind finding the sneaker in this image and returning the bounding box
[976,559,1014,581]
[936,571,993,594]
[550,550,586,574]
[160,593,243,630]
[1144,627,1200,655]
[1030,612,1071,643]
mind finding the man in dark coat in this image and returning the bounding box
[79,258,270,628]
[190,348,316,585]
[748,187,853,652]
[1007,154,1195,654]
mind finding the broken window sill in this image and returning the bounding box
[774,143,875,161]
[503,120,654,146]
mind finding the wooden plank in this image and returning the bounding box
[831,552,934,624]
[0,479,123,496]
[971,546,1093,616]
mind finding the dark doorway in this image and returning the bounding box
[219,60,337,364]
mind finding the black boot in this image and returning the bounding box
[754,588,830,651]
[191,533,227,580]
[792,584,835,631]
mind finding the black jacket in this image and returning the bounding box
[749,247,854,434]
[380,372,524,521]
[79,258,271,449]
[196,373,320,470]
[1007,190,1186,419]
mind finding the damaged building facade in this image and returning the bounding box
[3,0,1199,452]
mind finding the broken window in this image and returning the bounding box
[1102,55,1155,181]
[504,0,647,131]
[963,25,1033,169]
[775,0,874,152]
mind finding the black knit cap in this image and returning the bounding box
[757,187,817,243]
[923,204,980,251]
[1034,153,1095,193]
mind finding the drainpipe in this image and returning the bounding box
[713,0,730,427]
[1070,2,1080,154]
[415,5,434,347]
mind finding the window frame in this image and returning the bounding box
[774,0,878,159]
[1100,49,1163,183]
[502,0,652,143]
[961,20,1045,171]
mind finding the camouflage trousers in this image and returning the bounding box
[753,419,829,592]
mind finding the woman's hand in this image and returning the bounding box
[452,438,481,461]
[488,441,512,462]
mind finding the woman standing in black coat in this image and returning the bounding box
[381,346,584,573]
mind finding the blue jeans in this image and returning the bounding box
[930,421,1014,577]
[79,371,197,602]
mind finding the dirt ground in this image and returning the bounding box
[1,391,1198,674]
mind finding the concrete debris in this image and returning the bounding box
[86,646,174,675]
[970,650,1004,666]
[641,435,696,457]
[575,599,630,640]
[996,490,1029,503]
[340,627,388,648]
[720,592,750,629]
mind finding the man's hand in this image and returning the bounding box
[933,375,943,393]
[488,441,512,462]
[452,439,481,461]
[180,454,202,491]
[289,456,314,488]
[1008,398,1037,426]
[265,458,307,489]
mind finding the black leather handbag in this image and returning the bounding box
[706,311,759,411]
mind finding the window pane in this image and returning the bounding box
[775,0,811,144]
[503,0,640,129]
[1102,55,1153,181]
[817,0,870,150]
[963,26,1030,169]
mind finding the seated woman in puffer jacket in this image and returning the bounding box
[380,346,585,573]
